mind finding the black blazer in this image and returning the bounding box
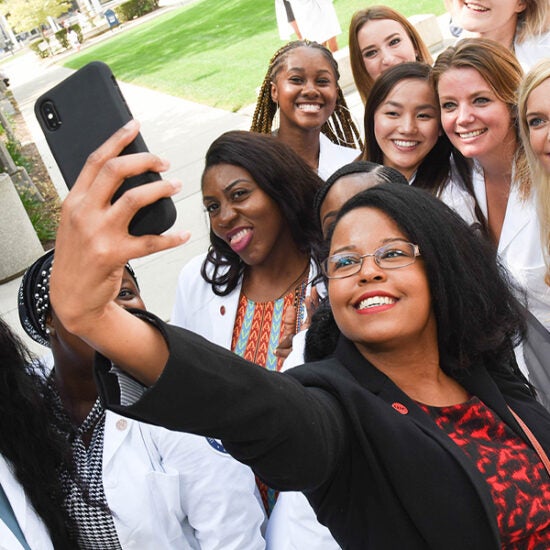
[95,312,550,550]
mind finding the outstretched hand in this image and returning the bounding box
[50,121,189,373]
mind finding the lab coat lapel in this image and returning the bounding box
[102,411,132,472]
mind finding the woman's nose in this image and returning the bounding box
[357,255,385,282]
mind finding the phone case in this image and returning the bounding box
[34,61,176,236]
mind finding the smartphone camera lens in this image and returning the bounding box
[40,100,62,131]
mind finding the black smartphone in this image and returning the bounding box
[35,61,177,236]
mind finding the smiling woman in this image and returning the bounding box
[433,39,549,339]
[518,59,550,286]
[348,5,432,105]
[171,130,323,516]
[449,0,550,69]
[250,40,361,179]
[361,61,478,224]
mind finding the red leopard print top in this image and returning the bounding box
[419,397,550,548]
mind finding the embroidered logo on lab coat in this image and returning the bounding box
[206,437,228,454]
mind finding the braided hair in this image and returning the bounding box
[251,40,363,149]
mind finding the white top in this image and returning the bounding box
[274,0,342,44]
[514,32,550,72]
[471,163,550,332]
[318,133,359,181]
[0,455,53,550]
[101,411,266,549]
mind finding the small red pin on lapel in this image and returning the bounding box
[392,402,408,415]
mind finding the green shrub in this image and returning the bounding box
[5,139,32,173]
[18,191,58,243]
[28,39,50,59]
[54,25,83,49]
[115,0,159,22]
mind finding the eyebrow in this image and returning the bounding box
[202,178,251,201]
[287,66,332,75]
[439,88,494,101]
[361,32,401,52]
[331,237,408,255]
[382,99,437,111]
[525,110,546,118]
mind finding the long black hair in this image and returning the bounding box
[308,183,526,374]
[201,130,323,295]
[0,317,77,548]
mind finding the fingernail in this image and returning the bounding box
[169,179,182,192]
[123,119,138,129]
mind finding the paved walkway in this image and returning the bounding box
[0,9,452,355]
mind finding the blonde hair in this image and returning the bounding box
[518,59,550,284]
[250,40,362,149]
[348,6,432,105]
[515,0,550,44]
[433,38,530,198]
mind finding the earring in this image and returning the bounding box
[272,100,280,133]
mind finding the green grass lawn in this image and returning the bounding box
[64,0,445,111]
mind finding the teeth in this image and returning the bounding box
[393,140,418,148]
[229,229,250,243]
[298,104,321,112]
[465,2,489,12]
[357,296,396,309]
[458,129,486,139]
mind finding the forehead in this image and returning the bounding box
[437,66,491,93]
[280,47,335,72]
[358,18,410,43]
[526,77,550,110]
[322,174,380,212]
[379,78,436,106]
[202,163,256,192]
[330,207,407,250]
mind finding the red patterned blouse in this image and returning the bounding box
[419,397,550,548]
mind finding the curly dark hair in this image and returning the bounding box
[309,183,526,375]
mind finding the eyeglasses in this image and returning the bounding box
[322,241,421,279]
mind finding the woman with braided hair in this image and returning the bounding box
[250,40,361,180]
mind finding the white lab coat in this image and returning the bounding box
[0,455,53,550]
[274,0,341,44]
[514,32,550,72]
[171,255,318,347]
[102,410,266,549]
[171,254,241,348]
[172,255,320,549]
[318,134,359,181]
[471,165,550,332]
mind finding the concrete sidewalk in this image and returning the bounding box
[1,50,252,355]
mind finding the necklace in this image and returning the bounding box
[276,261,310,301]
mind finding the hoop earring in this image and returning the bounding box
[325,104,363,147]
[272,100,280,134]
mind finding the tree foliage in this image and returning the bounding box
[2,0,71,33]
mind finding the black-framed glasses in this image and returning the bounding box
[322,241,421,279]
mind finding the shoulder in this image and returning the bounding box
[514,32,550,71]
[318,134,360,180]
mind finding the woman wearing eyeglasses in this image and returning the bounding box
[51,123,550,549]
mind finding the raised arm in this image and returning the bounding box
[50,121,189,384]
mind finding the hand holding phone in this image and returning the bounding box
[35,61,177,236]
